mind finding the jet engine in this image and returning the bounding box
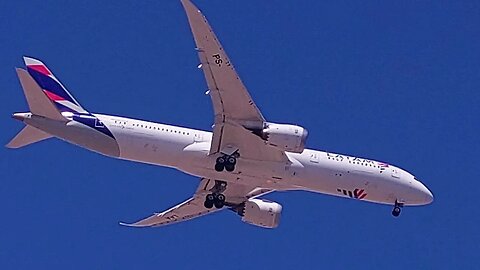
[238,198,282,228]
[261,122,308,153]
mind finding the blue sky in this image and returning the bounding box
[1,0,479,269]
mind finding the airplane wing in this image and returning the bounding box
[120,178,273,228]
[181,0,288,162]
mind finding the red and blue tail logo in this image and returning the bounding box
[24,57,89,114]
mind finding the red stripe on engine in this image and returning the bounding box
[28,65,52,76]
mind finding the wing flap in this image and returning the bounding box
[120,197,218,228]
[211,122,287,162]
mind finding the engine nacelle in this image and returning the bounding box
[262,123,308,153]
[240,198,282,229]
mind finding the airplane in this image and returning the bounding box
[6,0,433,229]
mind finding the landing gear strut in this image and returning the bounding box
[392,200,404,217]
[214,153,238,172]
[204,180,227,209]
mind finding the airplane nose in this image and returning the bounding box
[414,180,434,205]
[423,186,434,204]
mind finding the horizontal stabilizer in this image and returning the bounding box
[16,68,65,121]
[6,125,52,148]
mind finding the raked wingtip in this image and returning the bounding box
[119,221,147,228]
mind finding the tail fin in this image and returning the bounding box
[16,68,65,121]
[6,125,52,148]
[23,57,88,114]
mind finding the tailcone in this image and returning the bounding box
[12,112,31,122]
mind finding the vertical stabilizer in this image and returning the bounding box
[16,68,66,121]
[6,125,52,148]
[23,57,88,114]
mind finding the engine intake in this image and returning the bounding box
[239,198,282,228]
[262,122,308,153]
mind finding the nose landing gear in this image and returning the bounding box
[392,200,404,217]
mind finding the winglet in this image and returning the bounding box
[118,212,164,228]
[180,0,199,12]
[119,222,148,228]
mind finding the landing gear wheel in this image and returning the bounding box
[224,156,237,172]
[204,199,214,209]
[227,157,236,165]
[225,164,235,172]
[214,199,224,209]
[392,207,401,217]
[215,156,227,172]
[391,200,403,217]
[204,194,215,209]
[216,156,226,164]
[215,155,237,172]
[217,194,226,202]
[213,193,226,208]
[215,163,224,172]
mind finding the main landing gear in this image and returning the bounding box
[204,193,226,209]
[392,200,404,217]
[214,153,238,172]
[204,180,227,209]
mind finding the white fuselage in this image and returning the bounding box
[91,114,432,207]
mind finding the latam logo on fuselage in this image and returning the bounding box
[326,152,390,169]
